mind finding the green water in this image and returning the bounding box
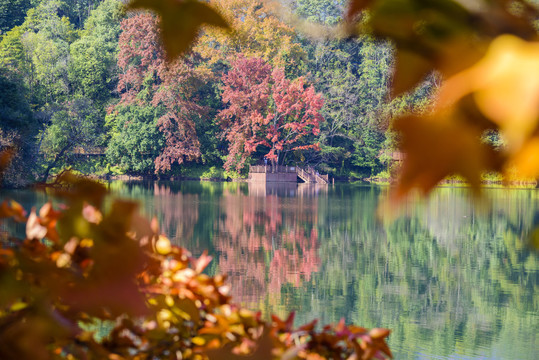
[2,181,538,359]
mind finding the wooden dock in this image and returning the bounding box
[249,165,328,184]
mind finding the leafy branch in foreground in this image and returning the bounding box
[0,173,391,360]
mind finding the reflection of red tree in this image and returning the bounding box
[214,192,320,306]
[269,228,320,293]
[153,184,199,244]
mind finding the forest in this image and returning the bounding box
[0,0,436,186]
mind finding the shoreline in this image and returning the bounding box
[365,177,539,189]
[3,173,538,190]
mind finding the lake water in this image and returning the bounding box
[2,181,538,359]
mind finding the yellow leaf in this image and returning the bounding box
[79,238,94,248]
[192,336,206,346]
[155,235,172,255]
[506,137,539,178]
[439,35,539,152]
[10,301,28,312]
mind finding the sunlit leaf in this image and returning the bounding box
[439,35,539,153]
[26,209,48,240]
[507,137,539,178]
[369,328,390,340]
[193,250,212,273]
[128,0,230,60]
[155,235,172,255]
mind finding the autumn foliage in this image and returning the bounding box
[0,174,391,359]
[219,56,324,171]
[114,13,204,173]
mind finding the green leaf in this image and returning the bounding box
[128,0,230,60]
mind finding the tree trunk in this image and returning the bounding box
[41,143,71,183]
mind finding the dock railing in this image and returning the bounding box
[250,165,297,174]
[249,165,329,184]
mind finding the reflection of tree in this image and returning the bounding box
[301,187,538,360]
[214,191,320,308]
[269,228,320,292]
[153,183,199,244]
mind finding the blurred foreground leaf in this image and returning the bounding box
[346,0,539,95]
[128,0,230,60]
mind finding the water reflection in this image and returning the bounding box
[215,184,321,307]
[1,182,538,359]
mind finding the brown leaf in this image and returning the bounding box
[345,0,373,22]
[0,200,27,222]
[346,0,539,95]
[174,297,200,324]
[394,112,500,198]
[128,0,230,60]
[0,148,15,182]
[271,312,295,334]
[52,171,108,208]
[391,50,432,97]
[63,278,149,317]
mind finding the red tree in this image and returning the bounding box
[219,56,324,171]
[116,14,203,173]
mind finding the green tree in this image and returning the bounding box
[8,0,77,107]
[63,0,103,29]
[40,98,102,181]
[0,68,38,186]
[69,0,124,103]
[293,0,345,25]
[105,105,165,174]
[0,0,32,34]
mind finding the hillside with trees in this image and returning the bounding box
[0,0,434,186]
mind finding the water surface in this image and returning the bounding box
[2,181,538,359]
